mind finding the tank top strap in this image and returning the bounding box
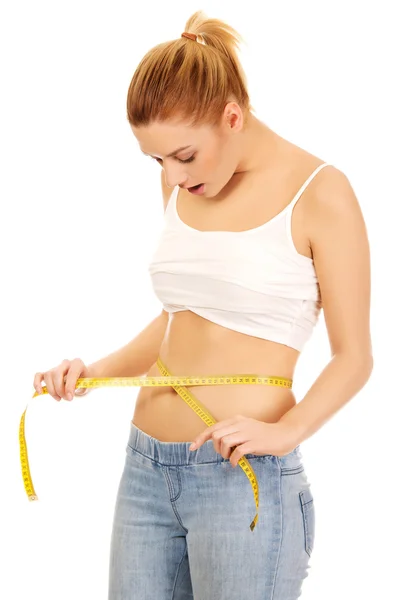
[164,165,331,228]
[165,185,179,212]
[163,185,180,225]
[285,162,331,215]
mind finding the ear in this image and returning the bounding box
[222,101,244,132]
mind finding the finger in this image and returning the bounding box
[190,424,218,449]
[191,424,229,450]
[219,441,235,459]
[230,443,252,468]
[53,361,69,400]
[219,432,246,458]
[64,360,85,400]
[189,430,211,450]
[33,372,44,396]
[190,419,238,450]
[54,360,71,400]
[43,373,61,401]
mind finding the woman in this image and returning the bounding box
[34,10,373,600]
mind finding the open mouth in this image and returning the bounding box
[188,183,205,194]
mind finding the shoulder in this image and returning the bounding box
[303,164,365,242]
[160,169,174,212]
[279,143,361,238]
[293,159,372,361]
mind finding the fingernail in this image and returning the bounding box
[67,393,72,401]
[189,443,196,450]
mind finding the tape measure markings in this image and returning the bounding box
[19,361,293,530]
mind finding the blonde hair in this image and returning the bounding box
[126,10,254,129]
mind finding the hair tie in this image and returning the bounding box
[181,32,197,41]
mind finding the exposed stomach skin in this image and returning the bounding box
[132,310,300,442]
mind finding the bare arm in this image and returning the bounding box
[279,166,373,444]
[86,169,172,381]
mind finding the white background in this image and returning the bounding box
[1,1,398,598]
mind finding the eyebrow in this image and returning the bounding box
[143,145,192,159]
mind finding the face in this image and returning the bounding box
[131,102,245,198]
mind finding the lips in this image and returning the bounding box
[187,183,205,195]
[181,183,202,190]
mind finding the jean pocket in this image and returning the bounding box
[299,488,315,557]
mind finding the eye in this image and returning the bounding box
[178,155,195,164]
[152,155,195,164]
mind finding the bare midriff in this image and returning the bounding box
[132,310,300,442]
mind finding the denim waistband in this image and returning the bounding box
[128,421,239,466]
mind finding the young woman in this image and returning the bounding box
[34,10,373,600]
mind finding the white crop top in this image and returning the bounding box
[148,162,331,352]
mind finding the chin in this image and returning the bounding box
[211,177,233,199]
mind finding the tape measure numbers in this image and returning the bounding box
[20,357,293,530]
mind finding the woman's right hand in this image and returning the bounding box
[33,358,93,401]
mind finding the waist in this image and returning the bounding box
[135,312,298,441]
[136,358,297,441]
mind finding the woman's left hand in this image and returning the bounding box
[189,415,298,467]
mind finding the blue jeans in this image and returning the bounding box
[108,422,315,599]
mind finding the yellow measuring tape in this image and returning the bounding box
[20,356,292,531]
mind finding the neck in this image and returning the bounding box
[235,114,282,174]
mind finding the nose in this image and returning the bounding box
[163,164,189,189]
